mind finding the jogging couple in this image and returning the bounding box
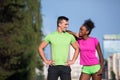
[38,16,104,80]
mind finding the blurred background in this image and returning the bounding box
[41,0,120,80]
[0,0,120,80]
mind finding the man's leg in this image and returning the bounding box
[47,66,59,80]
[59,66,71,80]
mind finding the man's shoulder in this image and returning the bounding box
[66,32,75,37]
[46,31,57,36]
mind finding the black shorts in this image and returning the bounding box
[47,65,71,80]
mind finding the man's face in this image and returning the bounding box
[58,20,69,32]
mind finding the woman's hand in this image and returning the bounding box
[96,67,104,76]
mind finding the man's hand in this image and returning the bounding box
[65,60,75,66]
[44,60,54,66]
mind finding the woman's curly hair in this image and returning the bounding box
[83,19,95,35]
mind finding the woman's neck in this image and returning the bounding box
[83,35,89,40]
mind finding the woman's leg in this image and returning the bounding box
[91,64,102,80]
[92,73,102,80]
[79,72,91,80]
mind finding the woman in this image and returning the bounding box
[67,19,104,80]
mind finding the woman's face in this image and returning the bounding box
[79,26,89,37]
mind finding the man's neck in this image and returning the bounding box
[57,27,66,33]
[57,27,62,33]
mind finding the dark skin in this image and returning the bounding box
[67,25,104,80]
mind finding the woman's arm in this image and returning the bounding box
[66,30,79,39]
[96,43,104,75]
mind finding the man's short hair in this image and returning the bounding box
[57,16,69,27]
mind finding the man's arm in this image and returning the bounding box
[38,41,53,65]
[67,42,79,66]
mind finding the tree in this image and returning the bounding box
[0,0,44,80]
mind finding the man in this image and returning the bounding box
[38,16,79,80]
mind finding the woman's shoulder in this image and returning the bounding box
[89,37,98,40]
[89,37,99,43]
